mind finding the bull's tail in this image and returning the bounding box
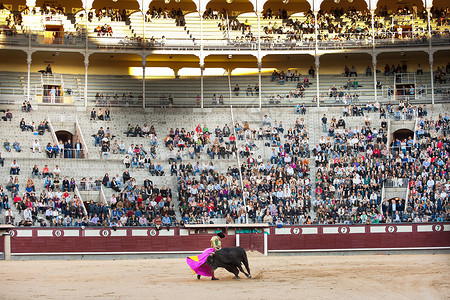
[239,247,251,277]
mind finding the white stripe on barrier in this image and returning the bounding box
[349,227,365,234]
[417,225,433,232]
[63,230,80,237]
[15,230,33,237]
[301,227,318,235]
[157,229,175,236]
[370,226,386,233]
[275,228,291,235]
[84,230,101,236]
[109,229,127,237]
[396,225,413,233]
[179,229,189,236]
[322,227,339,234]
[131,229,148,237]
[37,230,53,237]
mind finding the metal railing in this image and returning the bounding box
[46,117,59,146]
[78,180,101,192]
[75,118,89,159]
[1,29,448,51]
[384,178,409,188]
[74,184,88,216]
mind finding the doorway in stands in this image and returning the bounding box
[391,128,414,154]
[392,129,413,142]
[385,198,407,221]
[55,130,73,144]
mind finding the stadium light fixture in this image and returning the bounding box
[334,0,340,3]
[175,0,181,2]
[226,0,233,4]
[112,0,118,2]
[348,0,353,2]
[165,0,170,3]
[282,0,289,4]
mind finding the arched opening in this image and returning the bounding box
[320,0,368,12]
[35,0,84,14]
[263,0,311,17]
[393,128,413,142]
[376,0,424,14]
[391,128,414,156]
[55,130,74,144]
[147,0,197,14]
[205,0,255,17]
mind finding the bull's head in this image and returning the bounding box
[206,254,217,270]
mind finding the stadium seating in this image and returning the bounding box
[0,100,448,227]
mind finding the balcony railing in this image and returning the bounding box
[1,30,448,51]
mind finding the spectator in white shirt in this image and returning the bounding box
[53,165,61,178]
[32,139,41,153]
[119,141,126,154]
[23,207,32,221]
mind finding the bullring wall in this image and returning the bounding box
[1,223,449,257]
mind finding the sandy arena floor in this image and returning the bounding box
[0,253,449,300]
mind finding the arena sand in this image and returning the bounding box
[0,253,449,300]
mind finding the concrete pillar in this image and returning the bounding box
[84,55,89,108]
[142,9,146,49]
[199,9,204,108]
[429,53,434,105]
[372,54,377,101]
[371,9,375,48]
[257,11,261,50]
[200,63,204,108]
[142,57,147,108]
[199,10,204,50]
[313,11,318,51]
[3,233,11,260]
[315,55,320,107]
[313,10,320,107]
[27,52,32,102]
[426,8,434,105]
[258,60,262,109]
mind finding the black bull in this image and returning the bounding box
[206,247,252,279]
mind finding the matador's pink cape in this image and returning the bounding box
[186,248,215,277]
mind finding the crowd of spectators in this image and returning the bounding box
[225,5,450,49]
[313,111,388,224]
[174,116,313,225]
[100,173,177,228]
[3,159,88,226]
[94,24,113,36]
[88,8,127,22]
[3,96,449,227]
[146,7,185,26]
[404,113,449,222]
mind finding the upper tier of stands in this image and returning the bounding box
[1,6,449,50]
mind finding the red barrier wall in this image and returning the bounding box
[4,223,450,255]
[267,224,450,251]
